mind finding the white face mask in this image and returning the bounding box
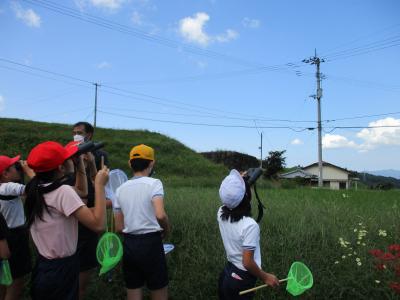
[73,134,85,142]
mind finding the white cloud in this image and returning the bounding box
[357,117,400,150]
[0,95,5,111]
[131,11,143,25]
[215,29,238,43]
[96,61,112,69]
[242,17,261,29]
[178,12,238,46]
[291,138,303,145]
[130,10,159,34]
[90,0,125,10]
[322,134,357,149]
[179,12,211,46]
[12,2,41,28]
[75,0,126,11]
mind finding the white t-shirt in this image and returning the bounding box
[114,176,164,235]
[0,182,26,228]
[217,206,261,271]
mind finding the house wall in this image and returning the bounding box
[330,181,340,190]
[304,165,349,181]
[329,181,349,190]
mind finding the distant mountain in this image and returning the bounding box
[367,169,400,179]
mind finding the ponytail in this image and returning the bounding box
[24,170,57,228]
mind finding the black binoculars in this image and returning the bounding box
[244,168,263,186]
[76,141,105,156]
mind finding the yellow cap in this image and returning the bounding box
[129,144,155,161]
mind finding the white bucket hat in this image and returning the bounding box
[219,169,246,209]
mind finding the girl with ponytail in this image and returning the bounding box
[25,141,109,300]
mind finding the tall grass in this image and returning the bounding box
[85,187,399,300]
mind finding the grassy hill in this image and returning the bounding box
[0,118,227,186]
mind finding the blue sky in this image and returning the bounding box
[1,0,399,171]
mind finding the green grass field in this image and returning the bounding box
[2,118,399,299]
[83,187,400,300]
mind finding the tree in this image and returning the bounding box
[264,150,286,179]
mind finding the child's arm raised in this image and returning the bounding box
[20,160,35,179]
[73,166,108,233]
[73,155,88,198]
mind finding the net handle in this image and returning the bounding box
[105,207,115,233]
[239,278,288,295]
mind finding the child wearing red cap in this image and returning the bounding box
[0,156,34,300]
[24,141,109,300]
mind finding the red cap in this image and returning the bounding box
[65,141,81,149]
[27,141,78,173]
[0,155,21,174]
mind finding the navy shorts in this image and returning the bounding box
[77,235,99,272]
[31,253,79,300]
[218,262,257,300]
[123,232,168,290]
[8,226,32,279]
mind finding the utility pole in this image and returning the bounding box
[93,83,100,130]
[259,132,263,168]
[303,49,325,187]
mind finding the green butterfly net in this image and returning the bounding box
[0,260,13,286]
[285,261,314,296]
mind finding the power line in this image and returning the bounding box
[102,65,313,86]
[1,57,311,121]
[23,0,301,71]
[326,125,400,129]
[323,73,400,92]
[4,57,398,127]
[323,125,400,134]
[0,58,94,85]
[3,57,399,127]
[324,111,400,123]
[102,83,302,120]
[98,105,317,123]
[97,110,313,131]
[98,110,400,131]
[0,64,91,89]
[323,34,400,59]
[320,22,400,56]
[323,36,400,62]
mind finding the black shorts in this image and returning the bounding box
[123,232,168,290]
[31,253,79,300]
[8,226,32,279]
[218,262,257,300]
[77,235,99,272]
